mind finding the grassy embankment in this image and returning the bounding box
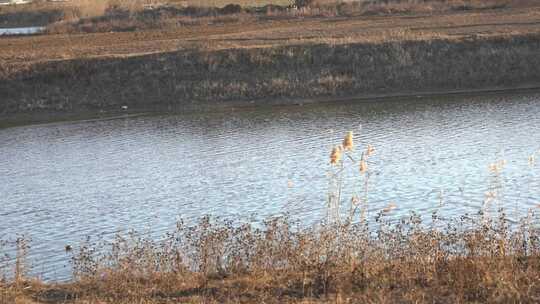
[1,132,540,303]
[1,32,540,126]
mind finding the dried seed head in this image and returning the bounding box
[485,191,496,199]
[383,202,397,213]
[342,131,354,151]
[359,159,368,173]
[366,144,375,156]
[330,146,342,165]
[489,160,506,173]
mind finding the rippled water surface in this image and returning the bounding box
[1,93,540,279]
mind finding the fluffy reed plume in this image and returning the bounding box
[359,159,368,173]
[382,202,397,213]
[366,144,375,156]
[489,159,507,173]
[327,131,373,224]
[330,145,342,165]
[342,131,354,151]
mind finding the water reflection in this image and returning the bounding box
[0,26,44,36]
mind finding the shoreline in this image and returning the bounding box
[2,33,540,128]
[3,208,540,303]
[2,84,540,129]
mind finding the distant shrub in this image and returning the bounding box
[220,3,242,15]
[294,0,314,8]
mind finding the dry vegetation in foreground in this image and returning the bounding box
[1,133,540,303]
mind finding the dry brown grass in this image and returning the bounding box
[360,0,513,15]
[3,210,540,303]
[2,31,540,119]
[2,2,539,66]
[36,0,540,34]
[176,0,291,7]
[44,0,261,34]
[2,0,538,31]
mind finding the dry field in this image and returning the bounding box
[1,3,540,67]
[176,0,292,6]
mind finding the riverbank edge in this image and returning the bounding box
[2,33,540,128]
[3,208,540,304]
[1,84,540,129]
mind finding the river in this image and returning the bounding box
[1,92,539,280]
[0,26,44,36]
